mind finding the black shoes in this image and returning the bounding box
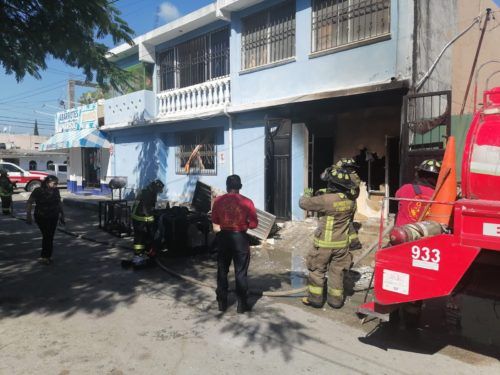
[301,297,324,308]
[217,299,228,312]
[237,300,250,314]
[327,296,344,309]
[216,298,250,313]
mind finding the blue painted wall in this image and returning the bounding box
[231,112,267,209]
[109,117,236,203]
[106,110,273,213]
[230,0,413,106]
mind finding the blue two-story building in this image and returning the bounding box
[103,0,423,221]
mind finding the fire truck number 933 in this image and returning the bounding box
[411,245,441,271]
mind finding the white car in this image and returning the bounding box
[0,162,49,191]
[46,163,68,185]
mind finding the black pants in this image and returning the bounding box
[1,195,12,214]
[35,216,58,259]
[216,231,250,301]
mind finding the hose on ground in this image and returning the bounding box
[12,215,307,298]
[154,257,308,297]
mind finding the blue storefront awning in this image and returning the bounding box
[40,128,110,151]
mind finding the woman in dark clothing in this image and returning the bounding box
[26,175,65,265]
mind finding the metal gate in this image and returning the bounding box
[265,119,292,220]
[401,91,451,184]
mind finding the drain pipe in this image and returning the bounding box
[224,104,234,174]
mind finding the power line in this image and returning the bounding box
[0,115,53,124]
[0,109,57,124]
[0,123,53,132]
[46,67,86,76]
[0,82,66,104]
[0,79,67,102]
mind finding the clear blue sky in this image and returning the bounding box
[0,0,214,136]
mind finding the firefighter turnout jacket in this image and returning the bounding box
[299,192,355,249]
[131,186,159,257]
[131,187,157,223]
[0,175,14,215]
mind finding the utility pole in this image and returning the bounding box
[67,80,99,109]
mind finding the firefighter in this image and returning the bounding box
[300,167,356,309]
[0,169,15,215]
[211,175,258,313]
[395,159,441,226]
[126,179,165,269]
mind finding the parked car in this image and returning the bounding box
[0,162,48,191]
[46,163,68,185]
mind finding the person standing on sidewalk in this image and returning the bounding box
[300,167,355,309]
[0,169,15,215]
[26,175,65,265]
[211,175,258,313]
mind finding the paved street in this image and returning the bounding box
[1,202,499,374]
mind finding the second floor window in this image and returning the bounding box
[312,0,390,53]
[158,27,230,91]
[241,1,296,70]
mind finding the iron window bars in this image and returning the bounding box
[158,27,230,91]
[312,0,390,53]
[241,0,296,70]
[175,129,217,175]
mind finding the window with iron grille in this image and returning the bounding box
[175,129,217,175]
[158,27,230,91]
[312,0,390,53]
[241,1,296,70]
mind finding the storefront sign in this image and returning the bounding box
[55,104,98,133]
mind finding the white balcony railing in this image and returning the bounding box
[157,76,230,118]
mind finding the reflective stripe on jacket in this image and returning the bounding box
[299,192,355,249]
[131,188,157,223]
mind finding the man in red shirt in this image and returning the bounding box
[395,159,441,226]
[211,175,258,313]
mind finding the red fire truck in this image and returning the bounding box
[359,87,500,332]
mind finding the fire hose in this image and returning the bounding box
[13,214,391,298]
[13,214,307,297]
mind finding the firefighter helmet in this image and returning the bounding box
[335,158,358,170]
[416,159,442,174]
[150,179,165,192]
[326,166,356,190]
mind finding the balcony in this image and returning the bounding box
[103,90,156,129]
[157,76,230,120]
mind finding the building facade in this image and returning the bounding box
[103,0,494,220]
[41,102,112,194]
[0,133,67,171]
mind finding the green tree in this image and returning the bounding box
[79,89,107,105]
[0,0,135,89]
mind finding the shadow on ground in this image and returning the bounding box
[0,208,320,363]
[0,214,169,319]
